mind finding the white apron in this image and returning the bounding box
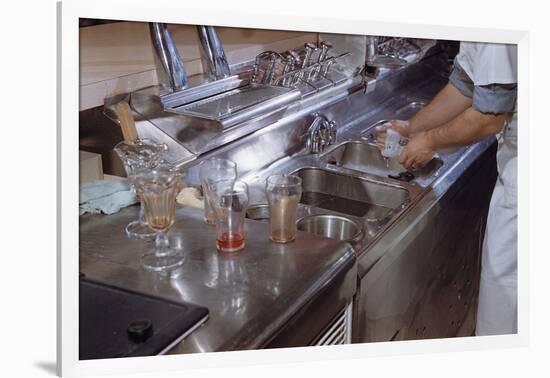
[458,42,518,335]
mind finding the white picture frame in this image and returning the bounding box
[57,0,530,377]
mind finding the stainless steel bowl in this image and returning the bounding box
[296,214,362,242]
[246,204,270,221]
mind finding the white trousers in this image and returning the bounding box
[476,118,517,335]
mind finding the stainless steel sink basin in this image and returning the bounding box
[321,141,443,179]
[297,215,362,242]
[291,167,409,219]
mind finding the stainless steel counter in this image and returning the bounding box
[80,47,496,351]
[164,51,496,343]
[79,206,356,353]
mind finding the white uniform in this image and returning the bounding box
[457,42,518,335]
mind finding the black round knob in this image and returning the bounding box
[127,319,153,343]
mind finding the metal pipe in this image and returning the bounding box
[149,23,188,92]
[196,26,231,80]
[366,36,379,63]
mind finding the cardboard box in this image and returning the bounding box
[79,150,104,182]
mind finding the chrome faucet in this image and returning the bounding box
[306,113,337,154]
[149,23,188,92]
[196,26,231,80]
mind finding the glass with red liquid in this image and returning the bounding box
[210,180,249,252]
[199,158,237,225]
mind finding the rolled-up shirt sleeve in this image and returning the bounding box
[449,56,517,114]
[472,84,517,114]
[449,57,474,98]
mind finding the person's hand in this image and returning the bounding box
[398,131,436,170]
[376,120,410,151]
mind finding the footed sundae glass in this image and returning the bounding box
[132,164,184,272]
[114,138,167,238]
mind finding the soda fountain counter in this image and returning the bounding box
[79,38,496,354]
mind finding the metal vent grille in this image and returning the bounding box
[313,302,353,346]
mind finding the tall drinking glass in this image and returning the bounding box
[266,174,302,243]
[132,164,184,272]
[114,139,167,239]
[199,158,237,225]
[210,180,249,252]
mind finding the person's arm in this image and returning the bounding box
[376,83,472,149]
[398,108,507,169]
[408,83,473,133]
[377,57,475,148]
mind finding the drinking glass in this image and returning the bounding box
[199,158,237,225]
[210,180,249,252]
[266,174,302,243]
[114,139,167,239]
[132,164,184,272]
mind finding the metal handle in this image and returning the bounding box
[263,53,280,84]
[281,55,296,87]
[321,57,336,76]
[318,41,333,62]
[302,42,318,68]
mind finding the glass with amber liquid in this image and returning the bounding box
[132,164,184,271]
[210,180,249,252]
[266,174,302,243]
[113,138,167,239]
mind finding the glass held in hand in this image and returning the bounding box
[381,128,404,158]
[114,138,168,239]
[266,174,302,243]
[199,157,237,225]
[210,180,249,253]
[132,164,184,272]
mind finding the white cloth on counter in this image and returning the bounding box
[176,186,204,209]
[79,179,138,215]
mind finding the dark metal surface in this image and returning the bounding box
[79,278,209,359]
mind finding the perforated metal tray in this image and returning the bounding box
[169,84,298,121]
